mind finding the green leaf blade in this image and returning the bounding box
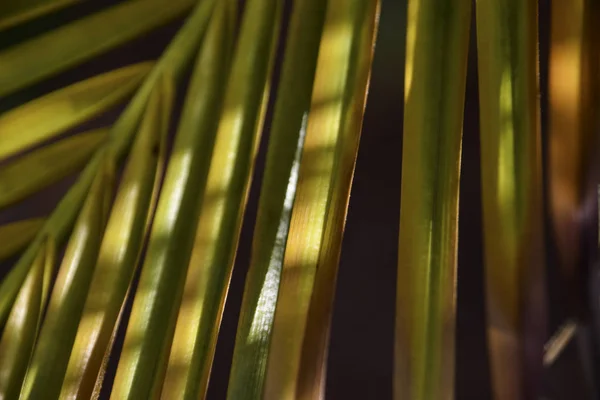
[263,1,379,398]
[60,76,172,400]
[226,0,327,398]
[0,128,108,209]
[110,1,237,398]
[0,218,44,262]
[0,0,80,31]
[20,157,113,400]
[0,0,194,98]
[0,62,151,161]
[0,240,54,400]
[476,0,545,398]
[396,0,471,399]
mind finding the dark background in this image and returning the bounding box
[0,0,595,398]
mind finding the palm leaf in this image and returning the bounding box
[263,1,379,398]
[110,1,236,398]
[0,0,194,98]
[161,0,281,396]
[0,218,44,262]
[476,0,546,398]
[59,77,171,400]
[20,155,113,400]
[395,0,470,399]
[0,238,54,400]
[226,0,327,398]
[0,0,79,30]
[0,128,107,209]
[0,62,151,161]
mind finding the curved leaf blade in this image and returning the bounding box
[0,62,151,161]
[0,238,54,400]
[0,218,44,262]
[395,0,470,399]
[161,0,281,397]
[60,76,172,400]
[0,128,107,209]
[0,0,80,31]
[263,1,379,398]
[110,1,237,398]
[226,0,327,398]
[20,156,113,400]
[0,0,215,330]
[0,0,194,98]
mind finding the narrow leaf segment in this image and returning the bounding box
[263,1,380,398]
[476,0,546,398]
[395,0,470,399]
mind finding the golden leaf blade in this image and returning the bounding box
[161,0,281,397]
[110,1,238,398]
[0,62,151,161]
[59,77,172,400]
[263,1,379,398]
[0,0,216,329]
[226,0,327,398]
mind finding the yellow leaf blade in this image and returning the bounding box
[226,0,327,398]
[0,62,151,161]
[264,1,379,398]
[60,76,172,400]
[20,156,113,400]
[0,239,54,400]
[0,128,108,209]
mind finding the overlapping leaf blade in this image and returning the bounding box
[60,76,172,400]
[263,1,379,398]
[0,0,194,98]
[161,0,281,397]
[0,238,54,400]
[0,0,216,329]
[226,0,327,398]
[476,0,546,398]
[0,128,107,209]
[110,1,238,398]
[0,62,151,161]
[20,156,113,400]
[395,0,470,399]
[0,218,44,262]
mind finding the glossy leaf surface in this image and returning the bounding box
[264,1,379,398]
[226,0,326,398]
